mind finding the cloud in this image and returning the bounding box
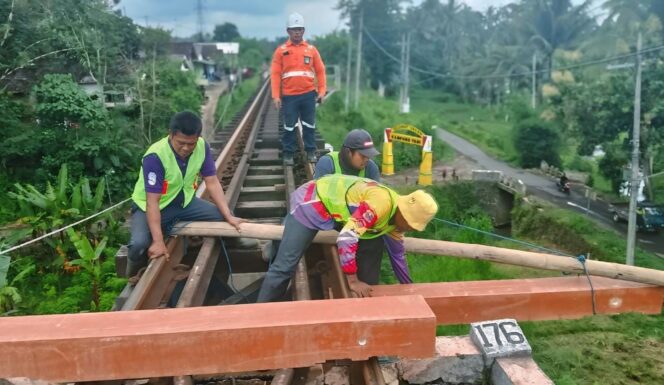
[121,0,342,39]
[123,0,567,39]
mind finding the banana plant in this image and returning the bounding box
[66,228,107,311]
[8,164,111,267]
[0,228,34,314]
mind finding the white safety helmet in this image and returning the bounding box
[287,13,305,29]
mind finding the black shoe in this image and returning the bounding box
[307,150,317,163]
[283,153,294,166]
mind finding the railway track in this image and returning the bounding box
[113,79,386,385]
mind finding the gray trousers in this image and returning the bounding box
[256,214,385,302]
[126,198,224,277]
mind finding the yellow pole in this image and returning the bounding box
[382,128,394,175]
[418,135,433,185]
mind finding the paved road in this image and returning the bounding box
[436,128,664,256]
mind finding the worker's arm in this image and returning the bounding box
[203,174,244,230]
[313,154,334,179]
[270,47,283,109]
[337,189,391,297]
[365,160,381,182]
[146,192,168,260]
[383,231,412,284]
[313,47,326,99]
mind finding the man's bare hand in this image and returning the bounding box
[349,280,372,298]
[148,240,169,261]
[226,215,246,231]
[273,98,282,110]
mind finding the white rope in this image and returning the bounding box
[0,198,132,256]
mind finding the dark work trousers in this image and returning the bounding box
[355,236,385,285]
[126,198,224,277]
[281,90,317,156]
[256,214,386,302]
[256,213,317,302]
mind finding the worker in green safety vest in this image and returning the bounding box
[127,111,244,278]
[256,174,438,302]
[313,129,384,285]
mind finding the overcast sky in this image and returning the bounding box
[120,0,517,40]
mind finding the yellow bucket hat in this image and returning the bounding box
[396,190,438,231]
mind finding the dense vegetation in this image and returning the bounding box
[313,0,664,201]
[0,0,272,314]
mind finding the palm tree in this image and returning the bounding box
[520,0,596,80]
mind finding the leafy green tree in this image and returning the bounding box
[139,26,172,58]
[598,143,629,193]
[135,60,203,144]
[549,73,632,155]
[236,37,271,70]
[337,0,403,89]
[34,74,109,128]
[213,22,240,42]
[1,0,139,89]
[312,31,350,69]
[512,117,562,168]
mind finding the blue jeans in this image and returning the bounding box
[282,91,317,155]
[126,198,224,277]
[256,213,318,302]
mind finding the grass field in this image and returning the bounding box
[379,182,664,385]
[214,75,261,132]
[410,88,622,198]
[317,90,455,166]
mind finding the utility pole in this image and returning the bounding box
[353,7,364,109]
[399,33,406,112]
[531,52,537,109]
[196,0,204,42]
[399,32,411,113]
[404,32,411,112]
[345,33,353,112]
[626,32,643,266]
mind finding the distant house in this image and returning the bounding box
[0,70,31,95]
[79,75,103,99]
[168,42,238,86]
[78,76,132,108]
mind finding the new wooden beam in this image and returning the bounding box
[0,296,435,382]
[371,276,664,325]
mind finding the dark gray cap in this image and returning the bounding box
[342,129,380,158]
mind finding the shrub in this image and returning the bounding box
[512,118,562,168]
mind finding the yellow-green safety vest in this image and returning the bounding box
[328,151,365,178]
[131,136,206,211]
[316,174,398,239]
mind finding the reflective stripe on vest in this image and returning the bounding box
[282,70,315,79]
[315,174,398,239]
[328,151,365,178]
[131,136,206,211]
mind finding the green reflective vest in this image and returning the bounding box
[328,151,365,178]
[316,174,398,239]
[131,136,206,211]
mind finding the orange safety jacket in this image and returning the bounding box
[271,39,326,99]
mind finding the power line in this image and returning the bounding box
[362,26,664,80]
[0,198,132,256]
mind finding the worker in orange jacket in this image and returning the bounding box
[271,12,326,166]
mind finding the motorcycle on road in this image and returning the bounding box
[556,180,571,195]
